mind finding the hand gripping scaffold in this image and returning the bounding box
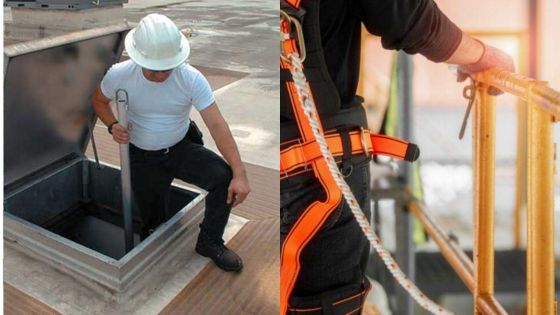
[279,1,452,314]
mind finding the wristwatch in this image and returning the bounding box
[108,121,119,134]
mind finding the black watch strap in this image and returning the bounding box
[108,121,119,134]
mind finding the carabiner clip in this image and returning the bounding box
[280,10,306,64]
[458,78,476,140]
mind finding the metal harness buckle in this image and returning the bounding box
[280,10,306,64]
[360,127,371,158]
[296,138,309,172]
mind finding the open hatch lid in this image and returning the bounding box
[4,24,130,188]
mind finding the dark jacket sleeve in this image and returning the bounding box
[360,0,462,62]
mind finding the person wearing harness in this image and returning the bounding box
[92,14,250,272]
[280,0,515,314]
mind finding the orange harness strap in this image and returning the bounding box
[280,131,419,178]
[280,14,343,315]
[283,0,301,8]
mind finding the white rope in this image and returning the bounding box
[287,52,453,315]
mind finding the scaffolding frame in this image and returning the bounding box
[405,68,560,314]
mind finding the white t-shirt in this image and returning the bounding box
[100,60,214,150]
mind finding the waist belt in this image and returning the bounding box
[281,129,420,179]
[130,143,171,156]
[281,103,368,142]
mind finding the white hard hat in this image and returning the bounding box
[125,13,190,71]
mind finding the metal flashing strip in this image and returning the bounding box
[5,1,126,10]
[4,23,131,62]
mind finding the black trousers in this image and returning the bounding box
[129,135,233,242]
[280,156,371,302]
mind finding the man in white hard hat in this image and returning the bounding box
[92,14,250,272]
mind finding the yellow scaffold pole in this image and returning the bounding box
[472,83,498,315]
[513,97,527,249]
[475,69,559,314]
[526,83,555,315]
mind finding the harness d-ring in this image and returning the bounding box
[360,127,370,158]
[458,77,476,140]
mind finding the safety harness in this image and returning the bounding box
[280,1,452,314]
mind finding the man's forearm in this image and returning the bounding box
[93,102,118,127]
[447,32,515,89]
[200,104,246,177]
[92,87,118,127]
[202,106,250,206]
[208,121,246,177]
[445,32,484,65]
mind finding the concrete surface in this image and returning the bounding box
[9,6,125,28]
[4,6,126,42]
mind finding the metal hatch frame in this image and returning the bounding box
[4,160,207,293]
[5,0,127,10]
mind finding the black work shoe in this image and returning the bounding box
[195,239,243,272]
